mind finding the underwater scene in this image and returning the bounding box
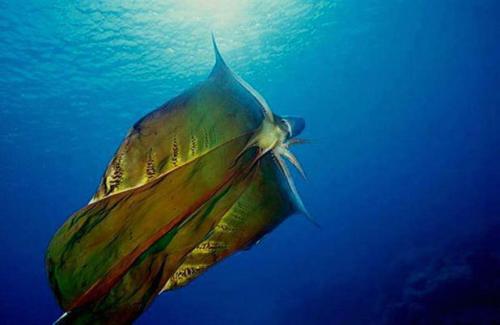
[1,1,499,324]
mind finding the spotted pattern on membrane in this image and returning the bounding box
[229,203,248,224]
[202,129,210,151]
[215,223,234,233]
[190,135,197,156]
[192,240,226,253]
[165,264,208,289]
[146,150,156,180]
[171,135,179,166]
[106,153,124,195]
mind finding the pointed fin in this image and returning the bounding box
[209,33,231,77]
[212,33,226,67]
[210,34,273,121]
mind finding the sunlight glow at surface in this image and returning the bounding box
[0,0,336,114]
[182,0,250,29]
[153,0,335,81]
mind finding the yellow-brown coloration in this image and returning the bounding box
[162,153,298,293]
[164,264,209,289]
[192,240,227,253]
[171,135,179,167]
[46,37,306,324]
[146,150,156,180]
[190,135,198,156]
[105,153,124,195]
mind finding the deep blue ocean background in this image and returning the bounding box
[1,1,499,324]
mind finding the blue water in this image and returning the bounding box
[1,1,499,324]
